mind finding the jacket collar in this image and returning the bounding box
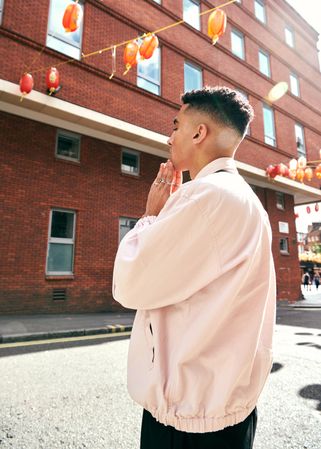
[194,157,238,180]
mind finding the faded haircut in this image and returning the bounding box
[181,86,254,137]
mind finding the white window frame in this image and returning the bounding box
[46,0,84,60]
[183,0,201,31]
[137,46,161,96]
[121,148,140,176]
[295,123,306,158]
[263,103,276,147]
[258,49,271,77]
[254,0,266,24]
[55,129,81,162]
[46,209,76,275]
[0,0,4,24]
[184,61,203,93]
[289,72,300,97]
[280,237,289,254]
[285,26,294,48]
[276,192,285,210]
[231,29,245,60]
[119,217,139,243]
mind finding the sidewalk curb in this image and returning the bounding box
[0,325,133,344]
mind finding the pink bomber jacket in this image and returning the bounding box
[113,157,276,433]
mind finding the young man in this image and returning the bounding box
[113,87,276,449]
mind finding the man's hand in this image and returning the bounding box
[143,160,182,217]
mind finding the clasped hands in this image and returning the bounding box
[143,160,182,217]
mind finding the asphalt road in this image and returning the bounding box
[0,308,320,449]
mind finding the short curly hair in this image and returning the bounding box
[181,86,254,137]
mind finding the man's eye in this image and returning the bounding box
[173,128,178,131]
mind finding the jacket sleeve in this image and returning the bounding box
[112,190,222,310]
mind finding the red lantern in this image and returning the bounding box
[123,41,139,75]
[315,164,321,179]
[315,203,319,212]
[46,67,60,95]
[304,167,313,182]
[296,168,305,183]
[306,206,311,214]
[62,1,83,33]
[139,34,159,60]
[208,9,227,45]
[19,73,34,100]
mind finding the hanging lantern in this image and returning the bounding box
[288,169,297,180]
[315,164,321,179]
[306,206,311,214]
[19,73,34,101]
[289,158,298,170]
[266,165,277,178]
[315,203,319,212]
[304,167,313,182]
[297,156,307,169]
[62,1,83,33]
[123,41,139,75]
[296,168,305,183]
[46,67,60,95]
[139,34,159,60]
[207,9,227,45]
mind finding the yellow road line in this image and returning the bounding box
[0,331,131,349]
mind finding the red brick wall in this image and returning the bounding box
[0,112,166,313]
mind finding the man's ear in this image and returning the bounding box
[192,124,207,144]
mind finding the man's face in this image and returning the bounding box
[167,104,196,172]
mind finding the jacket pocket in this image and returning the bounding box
[144,316,155,370]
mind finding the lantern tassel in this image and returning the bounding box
[212,36,219,45]
[123,64,132,75]
[20,93,27,103]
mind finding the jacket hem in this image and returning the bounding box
[149,403,257,433]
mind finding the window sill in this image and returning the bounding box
[46,275,75,281]
[121,172,141,179]
[280,251,290,256]
[55,157,80,166]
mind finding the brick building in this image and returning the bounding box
[1,0,321,314]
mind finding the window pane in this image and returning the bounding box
[263,104,276,146]
[290,73,299,97]
[57,133,80,159]
[259,51,270,77]
[137,47,160,95]
[122,151,139,174]
[51,211,74,238]
[46,0,83,59]
[48,243,73,272]
[254,0,266,23]
[295,124,305,155]
[231,30,244,59]
[119,217,138,242]
[183,0,200,30]
[276,192,285,209]
[0,0,3,24]
[184,62,202,92]
[280,238,288,253]
[285,27,294,47]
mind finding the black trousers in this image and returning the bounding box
[140,408,257,449]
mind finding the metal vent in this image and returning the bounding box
[52,289,67,301]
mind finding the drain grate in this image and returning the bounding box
[52,288,67,301]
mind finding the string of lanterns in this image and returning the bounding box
[19,0,230,100]
[266,152,321,184]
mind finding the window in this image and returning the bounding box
[254,0,266,24]
[0,0,3,24]
[285,26,294,48]
[276,192,285,210]
[119,217,139,242]
[183,0,200,30]
[280,238,289,254]
[290,72,300,97]
[121,149,140,176]
[46,0,84,59]
[184,62,202,93]
[137,47,161,95]
[258,50,270,77]
[263,104,276,146]
[56,130,80,161]
[231,29,245,60]
[47,210,76,275]
[295,123,306,157]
